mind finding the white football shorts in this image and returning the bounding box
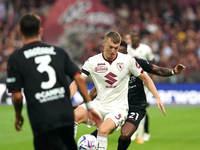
[79,101,128,131]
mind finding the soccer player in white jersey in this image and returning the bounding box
[127,30,155,63]
[127,30,155,143]
[70,31,165,150]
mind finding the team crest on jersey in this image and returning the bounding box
[116,63,124,71]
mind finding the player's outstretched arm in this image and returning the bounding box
[73,74,102,127]
[151,63,186,77]
[12,92,24,131]
[138,73,166,116]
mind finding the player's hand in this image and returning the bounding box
[174,64,186,74]
[156,99,166,116]
[15,114,24,131]
[88,108,102,127]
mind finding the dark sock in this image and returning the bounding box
[144,113,149,133]
[91,129,98,137]
[117,137,131,150]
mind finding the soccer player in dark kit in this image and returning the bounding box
[89,40,186,150]
[6,13,101,150]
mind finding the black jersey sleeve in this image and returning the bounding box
[64,51,80,80]
[135,57,154,73]
[6,54,23,93]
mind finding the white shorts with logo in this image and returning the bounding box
[79,101,128,131]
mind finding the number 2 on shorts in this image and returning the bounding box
[129,112,139,120]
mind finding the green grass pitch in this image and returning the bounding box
[0,105,200,150]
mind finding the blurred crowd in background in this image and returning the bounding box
[0,0,55,82]
[0,0,200,83]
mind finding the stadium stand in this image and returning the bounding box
[0,0,199,83]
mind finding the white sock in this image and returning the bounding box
[74,122,78,139]
[97,135,108,150]
[131,130,137,140]
[137,117,145,138]
[137,125,144,138]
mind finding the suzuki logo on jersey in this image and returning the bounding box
[105,72,117,88]
[116,63,124,71]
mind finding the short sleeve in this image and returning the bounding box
[135,58,153,73]
[81,59,91,77]
[129,57,144,77]
[6,54,23,93]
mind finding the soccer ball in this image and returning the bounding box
[77,134,99,150]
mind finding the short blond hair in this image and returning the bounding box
[104,31,121,44]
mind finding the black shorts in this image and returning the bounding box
[125,109,146,128]
[34,125,77,150]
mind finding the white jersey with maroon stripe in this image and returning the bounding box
[127,43,154,61]
[81,52,143,111]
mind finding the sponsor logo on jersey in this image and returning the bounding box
[23,46,56,59]
[6,77,16,83]
[129,85,136,89]
[116,63,124,71]
[95,66,108,73]
[105,72,117,88]
[35,87,65,103]
[97,63,105,66]
[129,75,136,83]
[97,63,106,66]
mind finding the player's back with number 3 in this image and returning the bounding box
[7,42,77,133]
[6,13,101,150]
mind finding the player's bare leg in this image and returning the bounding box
[97,118,115,150]
[118,122,137,150]
[74,106,88,138]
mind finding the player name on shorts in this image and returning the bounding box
[23,46,56,59]
[35,87,65,103]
